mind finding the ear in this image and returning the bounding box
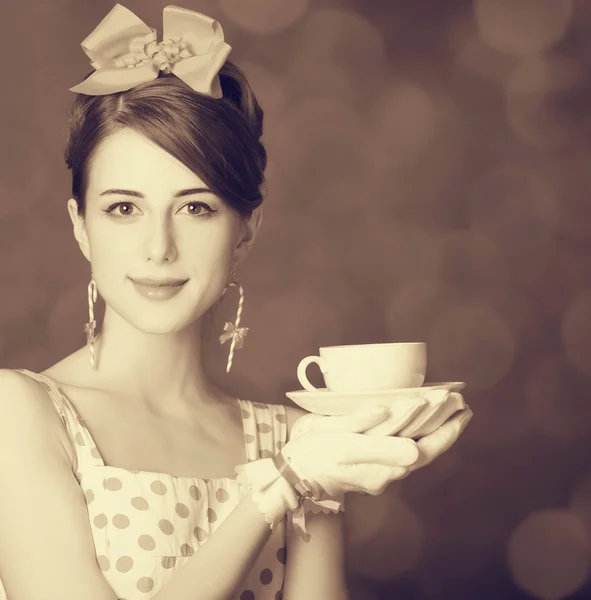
[233,205,263,266]
[67,198,92,263]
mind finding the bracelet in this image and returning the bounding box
[271,451,314,499]
[271,451,314,542]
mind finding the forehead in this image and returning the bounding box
[88,128,207,190]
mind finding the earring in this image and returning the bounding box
[84,273,98,370]
[219,263,249,373]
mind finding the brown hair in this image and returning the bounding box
[64,61,267,220]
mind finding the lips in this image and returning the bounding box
[131,278,187,301]
[130,278,187,287]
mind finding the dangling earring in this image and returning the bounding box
[219,263,249,373]
[84,273,98,370]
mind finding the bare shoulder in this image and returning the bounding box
[0,367,60,415]
[283,404,309,441]
[0,368,75,463]
[0,368,52,405]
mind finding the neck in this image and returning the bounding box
[88,306,220,412]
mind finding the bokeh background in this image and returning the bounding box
[2,0,591,598]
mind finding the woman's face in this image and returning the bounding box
[67,127,260,334]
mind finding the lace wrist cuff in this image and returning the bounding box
[235,454,345,542]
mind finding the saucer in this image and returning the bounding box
[285,382,466,415]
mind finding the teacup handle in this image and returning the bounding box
[297,355,329,392]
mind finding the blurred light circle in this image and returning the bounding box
[474,0,573,56]
[292,8,386,73]
[506,55,549,95]
[369,82,438,172]
[525,355,591,442]
[507,89,571,150]
[428,302,516,391]
[561,290,591,378]
[283,9,386,103]
[219,0,309,34]
[505,54,586,150]
[507,509,591,600]
[465,163,559,257]
[455,34,515,89]
[506,54,584,96]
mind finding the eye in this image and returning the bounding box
[103,202,137,217]
[181,201,217,216]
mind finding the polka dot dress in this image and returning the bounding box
[2,369,288,600]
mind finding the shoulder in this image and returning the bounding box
[0,368,47,398]
[0,368,62,423]
[0,369,75,462]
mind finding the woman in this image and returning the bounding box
[0,5,472,600]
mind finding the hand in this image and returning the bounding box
[282,427,421,497]
[234,418,422,533]
[367,391,467,439]
[289,399,429,440]
[289,390,466,441]
[403,406,473,475]
[287,393,473,490]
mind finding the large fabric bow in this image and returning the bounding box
[69,4,232,97]
[219,322,249,349]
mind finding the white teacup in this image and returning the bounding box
[296,342,427,393]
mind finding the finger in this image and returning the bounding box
[422,388,451,404]
[362,466,410,495]
[398,390,449,437]
[405,393,466,439]
[364,401,428,436]
[409,408,473,471]
[345,433,420,466]
[322,405,391,434]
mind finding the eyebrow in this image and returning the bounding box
[99,187,212,198]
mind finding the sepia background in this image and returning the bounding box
[1,0,591,598]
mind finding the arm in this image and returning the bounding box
[282,405,350,600]
[0,369,291,600]
[0,369,120,600]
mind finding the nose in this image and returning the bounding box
[144,215,178,264]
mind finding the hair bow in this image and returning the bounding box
[69,4,232,98]
[219,322,249,349]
